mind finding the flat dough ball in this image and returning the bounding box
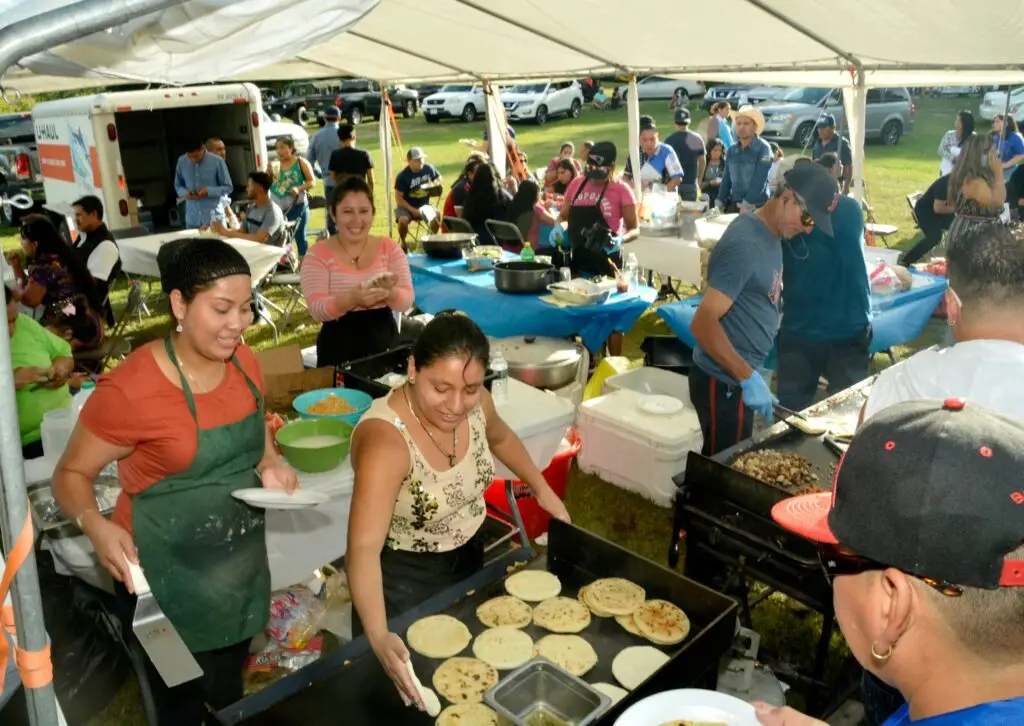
[436,703,499,726]
[632,599,691,646]
[582,585,616,617]
[433,657,499,705]
[505,570,562,602]
[592,682,628,705]
[615,613,644,637]
[535,634,598,677]
[612,645,670,690]
[532,597,592,634]
[476,595,533,629]
[473,627,534,670]
[404,659,441,717]
[586,578,646,616]
[408,615,472,659]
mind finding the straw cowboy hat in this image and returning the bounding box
[734,105,766,135]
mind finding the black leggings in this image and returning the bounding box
[114,582,250,726]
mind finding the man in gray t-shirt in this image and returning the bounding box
[214,171,285,247]
[689,162,839,454]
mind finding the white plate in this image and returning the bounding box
[231,488,329,510]
[636,394,684,416]
[613,688,757,726]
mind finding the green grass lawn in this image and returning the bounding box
[3,94,963,725]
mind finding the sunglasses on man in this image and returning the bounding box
[817,543,963,597]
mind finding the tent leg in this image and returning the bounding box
[626,77,642,203]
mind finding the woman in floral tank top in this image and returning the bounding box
[346,313,570,710]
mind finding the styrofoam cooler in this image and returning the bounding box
[577,389,703,507]
[602,367,691,405]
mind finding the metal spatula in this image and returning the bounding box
[125,556,204,687]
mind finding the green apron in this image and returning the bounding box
[132,338,270,653]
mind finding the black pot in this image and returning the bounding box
[494,261,557,294]
[421,232,478,259]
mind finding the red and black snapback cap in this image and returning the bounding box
[772,399,1024,589]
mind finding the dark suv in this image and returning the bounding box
[0,113,44,215]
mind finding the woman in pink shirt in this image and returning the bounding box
[300,177,414,366]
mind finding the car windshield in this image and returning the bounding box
[509,83,547,94]
[440,85,474,93]
[779,87,831,105]
[340,80,371,92]
[0,116,33,142]
[285,85,314,98]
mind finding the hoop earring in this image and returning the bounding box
[870,641,893,661]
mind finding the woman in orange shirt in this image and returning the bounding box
[52,238,297,725]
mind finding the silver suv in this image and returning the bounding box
[758,87,916,148]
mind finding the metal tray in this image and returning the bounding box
[28,474,120,540]
[486,657,611,726]
[217,521,738,725]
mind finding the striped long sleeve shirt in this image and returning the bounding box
[300,237,414,322]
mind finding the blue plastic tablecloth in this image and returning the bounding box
[409,254,657,350]
[657,271,948,355]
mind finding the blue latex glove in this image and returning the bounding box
[739,370,777,422]
[604,235,624,255]
[548,226,565,245]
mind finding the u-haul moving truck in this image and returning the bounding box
[32,83,267,232]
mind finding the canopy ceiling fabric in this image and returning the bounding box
[3,0,1024,94]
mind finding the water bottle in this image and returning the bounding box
[625,253,639,292]
[556,238,571,281]
[520,242,535,262]
[71,381,96,420]
[490,350,509,403]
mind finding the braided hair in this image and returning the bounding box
[157,238,250,303]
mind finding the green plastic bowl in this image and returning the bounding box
[275,418,353,473]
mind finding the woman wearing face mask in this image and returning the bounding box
[51,238,298,726]
[301,176,414,367]
[346,313,571,711]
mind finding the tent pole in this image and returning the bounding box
[626,77,642,204]
[379,95,393,240]
[484,82,508,179]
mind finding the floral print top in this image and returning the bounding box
[359,392,494,554]
[28,253,76,312]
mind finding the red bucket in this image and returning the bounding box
[484,427,582,539]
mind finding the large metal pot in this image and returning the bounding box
[422,232,478,259]
[493,261,557,294]
[491,336,583,389]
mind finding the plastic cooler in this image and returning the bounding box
[602,367,691,405]
[576,389,703,507]
[485,427,581,539]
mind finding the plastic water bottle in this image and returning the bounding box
[520,242,535,262]
[71,381,96,420]
[625,253,639,292]
[490,351,509,403]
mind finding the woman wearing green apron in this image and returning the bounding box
[53,238,298,725]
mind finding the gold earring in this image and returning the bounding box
[870,641,893,661]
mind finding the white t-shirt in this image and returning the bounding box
[864,340,1024,422]
[85,239,120,281]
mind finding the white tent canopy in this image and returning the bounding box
[3,0,1024,94]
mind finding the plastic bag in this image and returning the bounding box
[245,635,324,674]
[868,261,909,296]
[266,586,326,648]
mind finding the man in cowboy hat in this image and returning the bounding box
[716,105,773,213]
[812,113,853,194]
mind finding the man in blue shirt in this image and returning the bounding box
[173,139,233,229]
[307,106,342,232]
[776,157,870,411]
[690,162,838,454]
[811,114,853,194]
[664,108,706,202]
[766,400,1024,726]
[716,106,773,213]
[622,116,683,192]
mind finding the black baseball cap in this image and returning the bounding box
[585,141,617,179]
[674,108,691,125]
[773,399,1024,590]
[782,162,840,237]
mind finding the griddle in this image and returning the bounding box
[217,521,738,725]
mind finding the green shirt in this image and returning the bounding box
[12,313,72,445]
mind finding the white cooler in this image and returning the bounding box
[493,379,577,479]
[603,367,691,405]
[577,389,702,507]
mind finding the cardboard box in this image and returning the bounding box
[257,345,334,415]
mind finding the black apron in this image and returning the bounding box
[567,179,620,277]
[316,307,398,368]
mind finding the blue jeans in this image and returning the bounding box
[287,202,310,256]
[776,326,871,412]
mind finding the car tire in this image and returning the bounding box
[568,99,581,119]
[794,122,815,148]
[294,107,309,126]
[535,105,548,125]
[348,107,363,125]
[403,100,416,118]
[881,120,902,146]
[461,104,476,123]
[674,88,690,103]
[425,115,440,124]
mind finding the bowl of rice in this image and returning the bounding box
[292,388,373,426]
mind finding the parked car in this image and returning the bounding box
[980,86,1024,121]
[758,86,915,147]
[0,112,44,217]
[423,84,486,123]
[701,84,754,110]
[411,83,444,99]
[622,76,705,103]
[936,86,981,97]
[262,111,310,159]
[265,81,342,126]
[502,81,583,125]
[334,79,419,125]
